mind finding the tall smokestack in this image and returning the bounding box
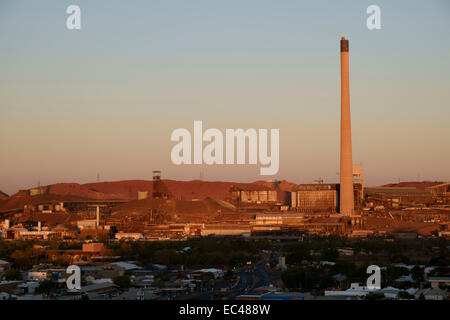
[340,37,354,216]
[96,206,100,228]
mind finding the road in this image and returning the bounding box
[176,255,278,300]
[226,258,273,299]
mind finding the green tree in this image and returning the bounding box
[35,280,53,295]
[224,270,233,279]
[113,275,131,289]
[10,248,41,270]
[411,266,424,283]
[321,248,339,262]
[398,291,414,300]
[2,268,23,281]
[364,292,385,300]
[54,254,71,267]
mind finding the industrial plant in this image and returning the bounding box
[1,38,449,243]
[0,37,449,302]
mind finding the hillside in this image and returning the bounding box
[0,191,8,201]
[0,179,297,212]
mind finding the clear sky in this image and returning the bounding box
[1,0,450,195]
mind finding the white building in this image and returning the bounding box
[27,271,48,281]
[115,232,144,240]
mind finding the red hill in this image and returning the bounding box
[0,191,8,201]
[0,179,296,212]
[380,181,443,190]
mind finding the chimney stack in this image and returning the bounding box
[96,206,100,228]
[340,37,354,216]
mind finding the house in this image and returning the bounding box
[0,260,10,273]
[0,281,24,294]
[415,288,448,300]
[189,268,224,279]
[0,292,17,300]
[28,271,48,281]
[81,282,120,296]
[17,282,39,295]
[378,286,400,299]
[109,262,142,274]
[428,277,450,289]
[131,275,155,288]
[337,248,354,256]
[395,274,415,284]
[80,264,124,280]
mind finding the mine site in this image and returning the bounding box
[1,172,449,241]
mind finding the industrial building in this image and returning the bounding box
[364,187,434,208]
[427,183,450,203]
[252,213,304,225]
[291,183,362,213]
[230,186,278,204]
[200,224,251,236]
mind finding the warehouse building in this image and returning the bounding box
[291,184,362,213]
[230,186,278,204]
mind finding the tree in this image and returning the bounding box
[281,267,333,291]
[224,270,233,279]
[321,248,339,262]
[54,254,71,267]
[10,248,40,270]
[411,266,424,283]
[398,291,414,300]
[35,280,53,295]
[364,292,385,300]
[2,268,23,281]
[113,275,131,289]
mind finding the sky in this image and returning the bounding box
[1,0,450,195]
